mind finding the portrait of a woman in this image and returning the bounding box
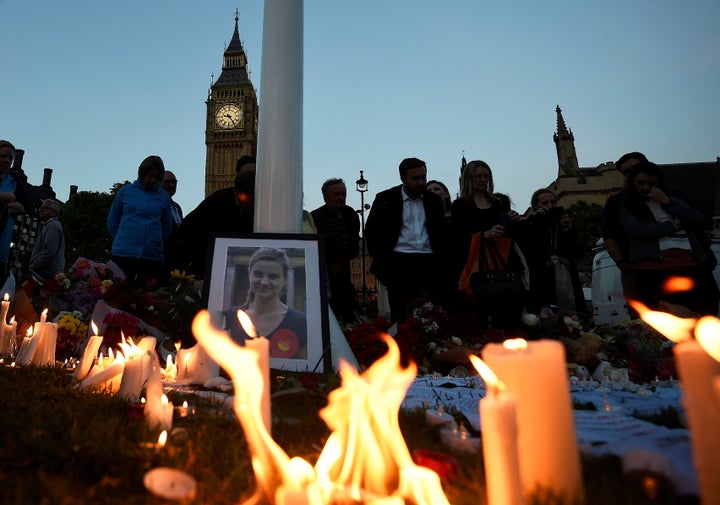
[225,247,308,359]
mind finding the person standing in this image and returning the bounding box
[365,157,447,322]
[28,199,65,282]
[161,170,184,272]
[106,155,173,284]
[602,152,649,307]
[161,170,183,231]
[311,178,360,323]
[0,140,34,283]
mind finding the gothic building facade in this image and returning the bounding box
[204,10,259,196]
[547,106,720,221]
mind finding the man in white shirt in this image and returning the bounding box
[365,157,448,322]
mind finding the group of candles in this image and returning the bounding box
[0,293,58,367]
[471,339,584,505]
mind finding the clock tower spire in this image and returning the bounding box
[204,10,259,196]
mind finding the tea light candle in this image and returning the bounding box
[143,467,196,501]
[482,339,583,504]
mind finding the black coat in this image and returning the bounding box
[364,185,447,285]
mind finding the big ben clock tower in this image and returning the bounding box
[204,10,258,196]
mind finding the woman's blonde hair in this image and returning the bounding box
[459,160,493,200]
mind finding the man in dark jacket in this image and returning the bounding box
[311,178,360,324]
[364,157,447,322]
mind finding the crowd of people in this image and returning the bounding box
[2,137,718,344]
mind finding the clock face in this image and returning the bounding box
[215,104,243,129]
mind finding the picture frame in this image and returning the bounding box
[201,233,331,372]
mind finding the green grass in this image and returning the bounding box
[0,366,698,504]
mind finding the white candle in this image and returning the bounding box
[482,339,584,504]
[470,355,524,505]
[672,339,720,503]
[118,352,152,401]
[6,317,17,356]
[17,327,41,366]
[32,322,57,366]
[14,336,32,365]
[0,293,10,326]
[75,335,104,381]
[238,309,271,433]
[143,467,196,501]
[145,362,173,431]
[176,343,219,384]
[78,361,125,391]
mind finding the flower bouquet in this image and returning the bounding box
[53,310,89,360]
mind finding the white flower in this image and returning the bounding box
[521,313,540,327]
[451,336,462,346]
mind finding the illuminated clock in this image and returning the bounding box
[215,104,243,129]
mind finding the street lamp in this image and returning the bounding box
[356,170,368,304]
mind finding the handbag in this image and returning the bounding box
[470,236,527,299]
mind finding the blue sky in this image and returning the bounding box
[2,1,719,218]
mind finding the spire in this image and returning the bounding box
[553,105,580,177]
[213,10,251,87]
[554,105,573,141]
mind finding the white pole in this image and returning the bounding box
[255,0,304,233]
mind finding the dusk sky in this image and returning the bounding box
[2,0,719,219]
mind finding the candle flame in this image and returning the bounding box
[237,309,257,339]
[3,293,8,302]
[182,400,188,408]
[503,338,528,351]
[9,315,14,324]
[175,341,181,351]
[41,308,48,317]
[662,276,694,293]
[161,394,169,406]
[468,355,504,392]
[91,321,98,336]
[694,316,720,363]
[26,326,33,337]
[158,430,167,448]
[191,310,450,505]
[630,300,694,343]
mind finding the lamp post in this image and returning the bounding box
[356,170,368,304]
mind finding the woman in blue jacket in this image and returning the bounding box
[107,155,173,284]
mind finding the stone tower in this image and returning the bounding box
[204,10,259,196]
[553,105,580,180]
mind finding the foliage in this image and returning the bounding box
[567,200,603,271]
[60,190,114,263]
[59,181,130,266]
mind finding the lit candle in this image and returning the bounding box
[14,328,33,365]
[32,320,57,367]
[78,359,125,391]
[0,293,10,327]
[634,306,720,504]
[482,339,584,504]
[6,316,17,356]
[238,309,271,433]
[16,327,40,366]
[669,338,720,502]
[145,363,173,431]
[176,343,219,384]
[75,323,103,381]
[117,350,152,401]
[469,355,524,505]
[143,467,196,501]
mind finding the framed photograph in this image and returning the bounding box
[202,233,331,372]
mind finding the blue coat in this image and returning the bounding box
[107,180,173,263]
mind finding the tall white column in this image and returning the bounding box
[255,0,304,233]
